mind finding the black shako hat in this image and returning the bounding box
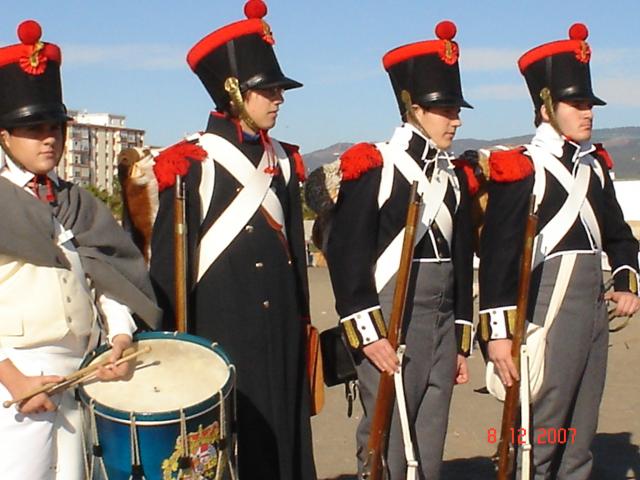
[518,23,606,111]
[187,0,302,112]
[383,20,472,118]
[0,20,71,128]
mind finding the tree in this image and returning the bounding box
[85,179,123,221]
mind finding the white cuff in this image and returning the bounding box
[340,306,387,349]
[479,306,517,340]
[98,294,137,344]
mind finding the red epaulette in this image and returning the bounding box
[153,138,208,192]
[452,157,480,196]
[593,143,614,169]
[340,143,383,181]
[489,147,534,183]
[279,141,307,182]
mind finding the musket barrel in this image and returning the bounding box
[174,174,189,333]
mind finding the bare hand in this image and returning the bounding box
[362,339,400,375]
[605,291,640,318]
[13,374,64,414]
[455,354,469,385]
[487,339,519,387]
[96,335,134,381]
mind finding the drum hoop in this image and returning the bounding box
[77,331,235,423]
[88,397,229,426]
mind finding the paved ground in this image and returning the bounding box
[308,267,640,480]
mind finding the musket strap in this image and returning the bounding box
[520,344,532,480]
[394,344,418,480]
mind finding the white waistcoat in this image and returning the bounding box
[0,254,96,349]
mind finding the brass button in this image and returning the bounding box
[62,277,68,284]
[255,262,264,268]
[66,296,72,303]
[263,300,270,309]
[66,316,72,324]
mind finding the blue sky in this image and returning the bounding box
[2,1,639,152]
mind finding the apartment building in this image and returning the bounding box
[58,111,145,193]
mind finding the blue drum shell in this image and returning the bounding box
[78,331,235,480]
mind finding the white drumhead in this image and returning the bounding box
[82,338,230,413]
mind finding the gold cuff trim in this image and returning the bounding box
[456,323,473,356]
[479,309,517,341]
[342,320,360,350]
[340,307,387,350]
[629,271,638,295]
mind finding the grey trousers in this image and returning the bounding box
[356,262,457,480]
[517,253,609,480]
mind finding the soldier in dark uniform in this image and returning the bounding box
[479,23,640,479]
[149,1,316,479]
[326,21,474,480]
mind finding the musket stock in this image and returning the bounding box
[496,195,538,479]
[363,182,422,480]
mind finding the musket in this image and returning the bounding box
[174,175,188,333]
[363,182,422,480]
[496,195,538,479]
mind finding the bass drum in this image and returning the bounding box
[78,331,236,480]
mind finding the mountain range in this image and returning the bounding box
[303,126,640,180]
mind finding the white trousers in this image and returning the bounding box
[0,335,88,480]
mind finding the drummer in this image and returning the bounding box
[0,20,161,479]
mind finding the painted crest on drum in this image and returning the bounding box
[162,421,221,479]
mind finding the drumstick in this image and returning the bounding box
[3,346,151,408]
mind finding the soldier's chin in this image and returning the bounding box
[435,136,454,150]
[259,118,277,131]
[576,128,593,142]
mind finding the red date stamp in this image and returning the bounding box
[487,427,576,445]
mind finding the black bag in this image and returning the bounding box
[319,326,358,386]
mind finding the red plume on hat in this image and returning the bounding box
[0,20,61,75]
[244,0,268,19]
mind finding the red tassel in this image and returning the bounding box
[452,159,480,196]
[489,147,534,183]
[280,141,306,182]
[594,143,614,169]
[153,140,207,192]
[340,143,383,181]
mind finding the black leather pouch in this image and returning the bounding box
[319,326,358,386]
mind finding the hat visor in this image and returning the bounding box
[557,91,606,107]
[243,75,303,92]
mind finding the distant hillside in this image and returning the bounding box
[303,142,354,172]
[303,127,640,179]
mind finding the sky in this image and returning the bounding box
[2,0,639,153]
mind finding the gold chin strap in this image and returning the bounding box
[400,89,431,140]
[540,87,562,134]
[224,76,259,133]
